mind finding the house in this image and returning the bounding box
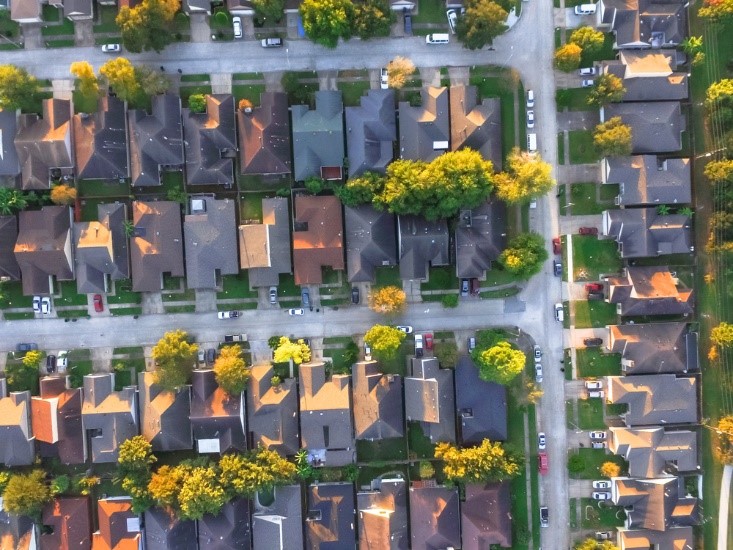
[606,267,694,317]
[31,376,85,464]
[0,508,36,549]
[352,360,404,440]
[0,379,34,466]
[238,197,292,288]
[144,507,197,550]
[291,91,345,181]
[397,215,449,280]
[299,361,354,466]
[608,322,698,374]
[602,208,693,258]
[399,87,449,162]
[0,215,20,281]
[409,485,461,550]
[138,372,192,452]
[14,205,74,296]
[128,94,184,187]
[345,89,396,177]
[92,497,142,550]
[450,85,502,169]
[226,0,254,16]
[461,482,512,549]
[605,374,698,427]
[0,110,20,185]
[81,373,138,463]
[247,364,299,456]
[184,196,239,289]
[455,355,507,444]
[455,200,507,280]
[41,497,92,550]
[190,369,247,454]
[305,483,355,549]
[129,201,184,293]
[74,203,130,294]
[612,477,699,531]
[617,526,694,550]
[49,0,93,20]
[292,195,344,285]
[252,485,302,549]
[609,426,698,478]
[598,0,687,49]
[14,98,74,190]
[183,94,237,187]
[197,499,251,550]
[405,357,456,443]
[182,0,212,15]
[344,205,397,283]
[237,92,292,176]
[600,51,688,102]
[602,102,685,154]
[10,0,41,24]
[357,477,409,549]
[603,155,691,206]
[73,95,129,181]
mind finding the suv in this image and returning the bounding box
[261,37,283,47]
[403,9,412,35]
[224,334,247,343]
[218,311,240,319]
[584,337,603,347]
[553,260,562,276]
[588,390,605,399]
[16,343,38,353]
[579,67,597,75]
[414,334,424,358]
[269,286,278,304]
[554,303,564,323]
[446,9,458,33]
[540,506,549,527]
[351,287,360,304]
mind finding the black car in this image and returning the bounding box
[16,343,38,352]
[587,291,604,301]
[540,506,549,527]
[205,348,216,365]
[403,8,412,35]
[584,337,603,347]
[46,354,56,373]
[351,287,360,304]
[302,288,311,309]
[553,260,562,276]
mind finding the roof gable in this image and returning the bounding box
[238,92,292,176]
[73,95,129,181]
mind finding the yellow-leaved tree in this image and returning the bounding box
[70,61,99,98]
[213,345,250,396]
[50,184,77,205]
[152,330,198,390]
[435,439,521,483]
[369,285,406,314]
[273,337,311,365]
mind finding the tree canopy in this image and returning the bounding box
[712,322,733,346]
[715,415,733,464]
[352,0,395,39]
[335,172,383,206]
[494,147,555,203]
[435,439,522,483]
[600,461,621,477]
[455,0,508,50]
[213,345,250,396]
[70,61,99,98]
[273,337,312,365]
[364,324,407,358]
[385,56,416,89]
[0,65,42,113]
[472,341,526,384]
[554,43,583,72]
[593,117,633,157]
[575,539,619,550]
[368,285,406,314]
[178,466,226,520]
[0,188,28,215]
[118,436,157,472]
[706,79,733,126]
[252,0,285,22]
[498,232,548,279]
[152,330,198,390]
[50,184,77,205]
[2,470,51,516]
[705,159,733,183]
[300,0,354,48]
[569,26,605,54]
[100,57,140,102]
[699,0,733,20]
[587,73,626,106]
[218,448,297,498]
[116,0,181,53]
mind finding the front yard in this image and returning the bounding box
[571,236,622,281]
[573,300,618,329]
[576,348,622,377]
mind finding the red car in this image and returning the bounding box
[578,227,599,236]
[538,452,548,475]
[93,294,104,312]
[585,283,603,293]
[425,333,433,351]
[552,237,562,255]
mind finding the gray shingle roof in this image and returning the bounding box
[0,215,20,281]
[10,0,41,22]
[397,215,449,280]
[609,427,698,478]
[613,477,698,531]
[344,205,397,283]
[184,196,239,289]
[357,478,409,550]
[32,376,85,464]
[450,85,502,170]
[455,355,507,444]
[0,109,20,182]
[461,482,512,549]
[601,51,688,102]
[238,92,292,176]
[61,0,92,19]
[138,371,193,452]
[291,91,344,182]
[399,87,449,162]
[252,485,302,550]
[602,207,693,258]
[345,89,396,177]
[306,482,355,549]
[0,509,35,550]
[405,357,456,443]
[455,200,507,279]
[604,155,691,206]
[608,322,696,374]
[605,374,698,426]
[409,485,461,550]
[0,381,34,467]
[606,266,694,316]
[247,364,299,456]
[239,197,292,287]
[73,95,129,181]
[600,0,686,48]
[352,360,404,440]
[618,526,694,550]
[197,499,252,550]
[603,102,685,154]
[144,507,197,550]
[190,369,247,454]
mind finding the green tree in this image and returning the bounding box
[273,337,312,365]
[364,324,407,358]
[152,330,198,390]
[569,25,605,54]
[681,35,703,56]
[50,184,77,205]
[70,61,99,98]
[593,117,633,157]
[456,0,508,50]
[116,0,181,53]
[575,540,620,550]
[385,56,415,89]
[714,415,733,464]
[0,188,28,215]
[300,0,354,48]
[472,341,525,384]
[435,439,521,483]
[705,159,733,183]
[494,147,555,203]
[699,0,733,20]
[441,294,459,308]
[587,73,626,106]
[2,471,51,516]
[498,232,548,279]
[213,345,250,396]
[554,43,583,72]
[134,65,170,96]
[218,448,296,498]
[305,176,326,194]
[50,475,70,496]
[352,0,394,39]
[6,360,39,393]
[0,65,42,113]
[100,57,140,102]
[335,172,385,206]
[252,0,285,22]
[712,322,733,346]
[568,453,585,473]
[118,436,157,473]
[268,335,283,349]
[368,285,406,314]
[178,466,227,520]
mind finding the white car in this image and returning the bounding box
[592,492,611,501]
[364,343,372,360]
[380,68,389,90]
[538,432,546,450]
[579,67,596,75]
[590,431,607,440]
[592,480,612,489]
[535,364,543,383]
[217,311,240,319]
[581,79,595,88]
[527,110,535,129]
[101,43,120,53]
[232,16,243,39]
[446,9,458,34]
[396,325,413,334]
[32,296,41,313]
[592,441,608,449]
[526,89,535,108]
[288,308,305,316]
[585,380,603,390]
[41,296,51,314]
[554,302,564,323]
[198,349,205,363]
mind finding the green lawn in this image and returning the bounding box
[421,266,459,292]
[556,88,594,111]
[468,69,517,158]
[337,81,371,106]
[179,85,213,107]
[557,133,565,164]
[78,178,130,198]
[377,343,411,376]
[56,281,89,307]
[232,84,267,106]
[578,398,605,430]
[412,0,447,24]
[374,266,401,288]
[0,281,33,310]
[571,236,622,281]
[217,273,258,299]
[573,300,618,329]
[567,182,619,215]
[568,130,600,164]
[41,6,75,36]
[356,438,407,462]
[576,348,621,377]
[407,422,435,459]
[239,192,273,221]
[569,448,627,480]
[107,280,142,306]
[93,4,119,33]
[580,498,626,530]
[277,273,302,297]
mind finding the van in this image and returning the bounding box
[527,133,537,152]
[426,33,449,44]
[554,303,564,323]
[415,334,424,357]
[574,3,597,14]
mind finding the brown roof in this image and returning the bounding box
[0,215,20,280]
[238,92,292,176]
[292,195,344,285]
[606,266,694,317]
[42,497,92,550]
[462,482,512,549]
[409,485,461,550]
[130,201,184,292]
[92,498,141,550]
[32,376,85,464]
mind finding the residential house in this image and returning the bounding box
[182,0,212,15]
[409,485,461,550]
[603,155,691,207]
[612,477,699,531]
[600,51,688,101]
[184,196,238,289]
[345,89,396,177]
[0,378,34,466]
[92,497,142,550]
[0,215,20,281]
[14,98,74,190]
[128,94,184,187]
[405,357,456,443]
[0,508,36,549]
[450,85,503,169]
[602,102,685,154]
[14,205,74,296]
[357,477,409,549]
[344,205,397,283]
[397,215,449,280]
[609,426,699,478]
[605,374,698,427]
[455,355,507,444]
[399,87,449,162]
[602,208,693,258]
[598,0,687,49]
[74,203,130,294]
[352,360,404,440]
[225,0,253,16]
[306,482,356,549]
[73,95,129,181]
[238,197,292,288]
[606,267,694,317]
[237,92,292,176]
[138,371,192,452]
[41,497,92,550]
[144,507,197,550]
[81,373,138,463]
[618,526,694,550]
[129,200,184,293]
[183,94,237,188]
[0,110,20,186]
[10,0,42,22]
[197,499,251,550]
[291,91,344,181]
[461,482,512,549]
[252,485,302,549]
[49,0,93,20]
[189,368,247,454]
[31,376,85,464]
[455,200,507,280]
[299,361,354,466]
[247,364,299,456]
[292,195,344,285]
[608,322,698,374]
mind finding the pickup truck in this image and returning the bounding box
[224,334,248,343]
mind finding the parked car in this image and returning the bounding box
[351,287,360,304]
[288,308,305,316]
[592,441,608,449]
[588,390,605,399]
[101,43,121,53]
[460,278,470,297]
[470,278,480,295]
[584,337,603,347]
[552,237,562,255]
[527,110,535,129]
[468,336,476,351]
[414,334,424,358]
[269,286,278,304]
[425,333,433,350]
[446,9,458,33]
[592,492,611,501]
[526,89,535,108]
[41,296,51,314]
[301,288,311,309]
[403,10,412,35]
[233,16,243,38]
[261,37,283,47]
[46,354,56,373]
[224,334,247,342]
[579,226,598,236]
[554,303,564,323]
[538,432,546,450]
[553,260,562,276]
[364,343,372,360]
[534,345,542,362]
[16,343,38,352]
[538,452,548,475]
[397,326,413,334]
[205,348,216,365]
[540,506,549,527]
[593,480,612,490]
[585,283,603,292]
[588,291,605,301]
[380,68,389,89]
[585,380,603,390]
[590,431,607,440]
[581,79,595,88]
[218,311,240,319]
[198,349,205,363]
[32,296,41,313]
[535,363,543,383]
[596,531,612,541]
[93,294,104,312]
[579,67,596,75]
